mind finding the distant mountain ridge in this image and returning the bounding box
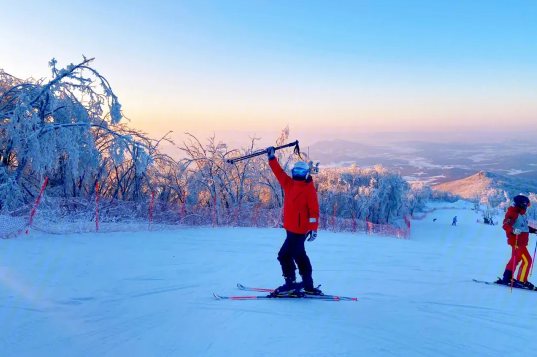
[307,139,537,187]
[433,171,537,199]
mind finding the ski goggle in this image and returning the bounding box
[292,167,310,178]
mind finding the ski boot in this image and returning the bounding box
[496,270,513,285]
[522,281,536,290]
[301,274,324,296]
[304,285,324,295]
[511,279,525,289]
[272,277,300,297]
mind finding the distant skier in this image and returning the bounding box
[497,195,537,289]
[452,216,457,226]
[267,146,322,296]
[433,218,437,222]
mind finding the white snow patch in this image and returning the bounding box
[403,176,418,182]
[406,158,454,170]
[1,205,536,356]
[406,174,447,185]
[505,169,533,176]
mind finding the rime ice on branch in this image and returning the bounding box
[0,57,176,211]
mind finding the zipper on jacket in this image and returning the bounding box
[298,213,301,227]
[293,192,302,202]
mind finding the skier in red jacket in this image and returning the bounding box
[267,146,322,296]
[497,195,537,290]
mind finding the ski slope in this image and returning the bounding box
[1,201,536,356]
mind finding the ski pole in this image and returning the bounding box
[226,141,299,164]
[511,234,519,293]
[531,239,537,277]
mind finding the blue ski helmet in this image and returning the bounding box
[291,161,310,181]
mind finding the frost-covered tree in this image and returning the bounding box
[0,57,156,210]
[525,193,537,220]
[178,126,301,216]
[474,188,506,223]
[407,181,432,216]
[313,164,411,224]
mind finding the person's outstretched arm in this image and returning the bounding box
[267,147,291,188]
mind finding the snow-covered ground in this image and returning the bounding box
[1,202,536,356]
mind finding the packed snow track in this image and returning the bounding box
[1,201,535,356]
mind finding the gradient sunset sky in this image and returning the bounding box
[2,0,536,145]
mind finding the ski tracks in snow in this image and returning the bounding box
[2,210,537,356]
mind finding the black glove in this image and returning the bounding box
[306,230,317,242]
[267,146,275,160]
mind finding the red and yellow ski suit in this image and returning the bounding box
[503,206,537,282]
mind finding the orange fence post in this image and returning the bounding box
[27,177,49,232]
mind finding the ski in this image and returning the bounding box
[237,283,274,292]
[213,293,341,300]
[473,279,537,291]
[236,283,358,301]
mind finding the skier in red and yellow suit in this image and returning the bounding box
[266,146,322,296]
[499,195,537,289]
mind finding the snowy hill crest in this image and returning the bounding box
[433,170,537,200]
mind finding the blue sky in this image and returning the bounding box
[2,0,536,142]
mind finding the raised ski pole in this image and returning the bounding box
[531,240,537,277]
[226,140,299,164]
[510,236,518,292]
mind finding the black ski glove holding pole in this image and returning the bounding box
[267,146,275,160]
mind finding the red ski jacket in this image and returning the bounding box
[502,206,536,247]
[269,158,319,234]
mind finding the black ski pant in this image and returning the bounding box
[278,230,312,281]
